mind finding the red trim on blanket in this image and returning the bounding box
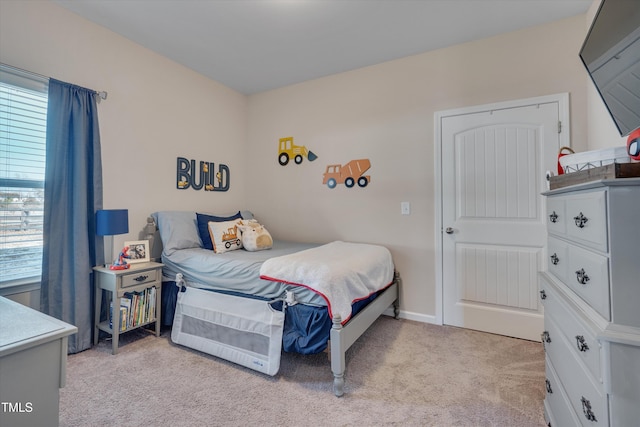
[259,275,394,325]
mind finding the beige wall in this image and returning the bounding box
[246,15,589,321]
[2,1,594,322]
[0,0,248,255]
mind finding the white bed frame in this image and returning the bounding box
[330,272,400,397]
[148,217,400,396]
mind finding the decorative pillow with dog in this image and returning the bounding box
[237,220,273,252]
[207,219,243,254]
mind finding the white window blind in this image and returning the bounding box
[0,65,48,287]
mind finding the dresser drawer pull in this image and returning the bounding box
[549,211,559,223]
[133,275,149,282]
[575,335,589,352]
[573,212,589,228]
[575,269,590,285]
[550,253,559,265]
[545,379,553,394]
[539,289,547,300]
[581,396,597,422]
[541,330,551,351]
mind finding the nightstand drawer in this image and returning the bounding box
[542,282,602,384]
[544,315,607,425]
[564,190,607,253]
[122,269,158,288]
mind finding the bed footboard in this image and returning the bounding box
[330,273,400,397]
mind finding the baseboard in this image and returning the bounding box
[383,307,439,325]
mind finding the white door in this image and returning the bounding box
[437,94,568,341]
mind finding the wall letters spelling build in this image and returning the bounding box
[176,157,230,192]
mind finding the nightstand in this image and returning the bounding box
[93,261,163,354]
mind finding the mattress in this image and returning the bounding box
[161,240,326,307]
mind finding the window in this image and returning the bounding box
[0,65,48,290]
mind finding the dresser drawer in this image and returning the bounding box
[547,236,568,283]
[541,282,602,384]
[543,315,608,425]
[566,244,610,320]
[564,190,608,253]
[121,269,158,288]
[545,358,582,427]
[546,197,567,236]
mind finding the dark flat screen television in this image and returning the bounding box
[579,0,640,137]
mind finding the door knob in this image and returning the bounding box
[445,227,454,234]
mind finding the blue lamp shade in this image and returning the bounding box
[96,209,129,236]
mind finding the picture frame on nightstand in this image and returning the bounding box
[125,240,150,264]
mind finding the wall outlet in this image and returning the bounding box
[401,202,410,215]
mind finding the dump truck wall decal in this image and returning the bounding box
[323,159,371,189]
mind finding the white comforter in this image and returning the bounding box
[259,241,394,323]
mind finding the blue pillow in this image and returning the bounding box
[196,211,242,250]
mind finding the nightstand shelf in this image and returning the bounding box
[93,261,163,354]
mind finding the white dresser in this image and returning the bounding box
[540,178,640,427]
[0,297,77,427]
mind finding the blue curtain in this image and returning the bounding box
[41,79,104,354]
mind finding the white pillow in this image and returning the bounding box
[207,219,243,254]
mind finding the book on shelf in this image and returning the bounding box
[110,286,157,331]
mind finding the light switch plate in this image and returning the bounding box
[401,202,410,215]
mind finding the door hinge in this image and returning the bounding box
[558,121,562,134]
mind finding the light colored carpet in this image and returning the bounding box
[59,317,546,427]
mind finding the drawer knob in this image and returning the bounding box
[550,253,559,265]
[549,211,559,223]
[573,212,589,228]
[581,396,597,422]
[545,379,553,394]
[575,335,589,352]
[575,269,590,285]
[539,289,547,300]
[541,330,551,352]
[134,275,149,282]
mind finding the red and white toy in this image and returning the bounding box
[627,128,640,161]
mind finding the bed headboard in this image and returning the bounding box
[144,216,163,262]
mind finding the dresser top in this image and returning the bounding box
[0,297,77,355]
[543,177,640,196]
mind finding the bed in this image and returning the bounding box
[150,210,399,396]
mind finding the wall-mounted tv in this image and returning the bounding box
[579,0,640,137]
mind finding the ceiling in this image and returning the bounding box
[54,0,593,95]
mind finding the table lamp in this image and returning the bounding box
[96,209,129,268]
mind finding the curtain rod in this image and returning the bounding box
[0,62,108,100]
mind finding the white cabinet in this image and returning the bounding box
[541,178,640,427]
